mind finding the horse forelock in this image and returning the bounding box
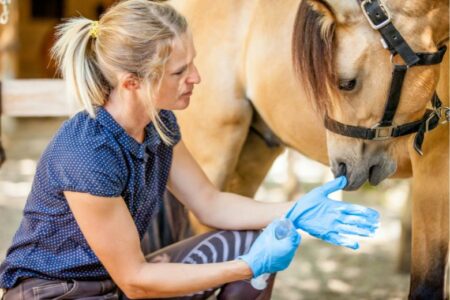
[292,0,339,116]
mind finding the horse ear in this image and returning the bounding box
[306,0,336,22]
[308,0,360,24]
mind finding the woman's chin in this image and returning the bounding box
[156,96,191,111]
[176,96,191,109]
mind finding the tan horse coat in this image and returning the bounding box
[169,0,448,298]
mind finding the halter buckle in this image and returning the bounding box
[424,112,436,132]
[371,123,394,141]
[436,106,450,124]
[361,0,392,30]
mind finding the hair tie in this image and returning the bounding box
[89,21,99,39]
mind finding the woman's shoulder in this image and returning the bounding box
[47,110,124,164]
[57,110,107,139]
[38,111,128,195]
[58,110,119,144]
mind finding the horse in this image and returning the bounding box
[168,0,449,298]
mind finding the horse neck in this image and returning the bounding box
[437,45,449,107]
[389,0,448,43]
[388,0,447,16]
[388,0,449,102]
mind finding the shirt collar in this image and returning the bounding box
[95,107,161,161]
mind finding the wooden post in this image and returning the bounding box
[0,79,72,168]
[1,79,72,117]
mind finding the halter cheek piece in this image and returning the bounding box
[324,0,449,155]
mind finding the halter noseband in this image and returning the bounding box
[324,0,449,155]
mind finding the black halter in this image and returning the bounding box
[324,0,449,155]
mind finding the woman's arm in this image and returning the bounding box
[168,142,380,250]
[167,141,294,230]
[64,191,252,299]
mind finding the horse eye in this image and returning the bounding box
[338,79,357,91]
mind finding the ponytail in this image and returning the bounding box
[52,18,107,117]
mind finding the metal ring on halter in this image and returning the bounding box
[370,122,396,141]
[437,106,450,124]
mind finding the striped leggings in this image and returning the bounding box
[138,229,274,300]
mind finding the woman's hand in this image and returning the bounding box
[238,218,301,278]
[285,176,380,250]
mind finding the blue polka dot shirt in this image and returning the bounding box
[0,107,181,288]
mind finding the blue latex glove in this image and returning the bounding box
[285,176,380,250]
[238,218,301,278]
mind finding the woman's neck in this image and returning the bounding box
[104,89,152,144]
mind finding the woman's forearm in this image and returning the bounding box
[125,260,252,299]
[200,192,295,230]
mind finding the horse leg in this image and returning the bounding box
[225,115,285,197]
[179,101,254,234]
[408,126,449,300]
[143,101,253,250]
[408,43,449,299]
[142,191,193,254]
[398,189,412,274]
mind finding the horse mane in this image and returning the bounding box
[292,0,338,115]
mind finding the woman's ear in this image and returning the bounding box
[120,73,141,91]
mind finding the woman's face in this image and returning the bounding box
[153,31,201,110]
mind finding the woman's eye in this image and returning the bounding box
[338,78,357,91]
[173,68,187,76]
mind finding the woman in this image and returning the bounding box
[0,1,379,299]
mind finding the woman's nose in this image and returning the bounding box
[188,65,201,84]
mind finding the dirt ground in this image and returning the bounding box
[0,117,412,299]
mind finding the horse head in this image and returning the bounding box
[293,0,449,190]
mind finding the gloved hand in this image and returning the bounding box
[285,176,380,250]
[238,218,301,278]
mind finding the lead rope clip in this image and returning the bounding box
[440,107,450,124]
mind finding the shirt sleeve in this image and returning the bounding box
[46,139,127,197]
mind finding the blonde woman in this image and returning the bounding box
[0,1,379,299]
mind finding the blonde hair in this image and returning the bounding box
[51,0,188,145]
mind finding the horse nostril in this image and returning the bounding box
[337,162,347,177]
[369,164,377,179]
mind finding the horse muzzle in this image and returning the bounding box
[330,150,397,191]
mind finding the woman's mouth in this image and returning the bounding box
[181,91,192,97]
